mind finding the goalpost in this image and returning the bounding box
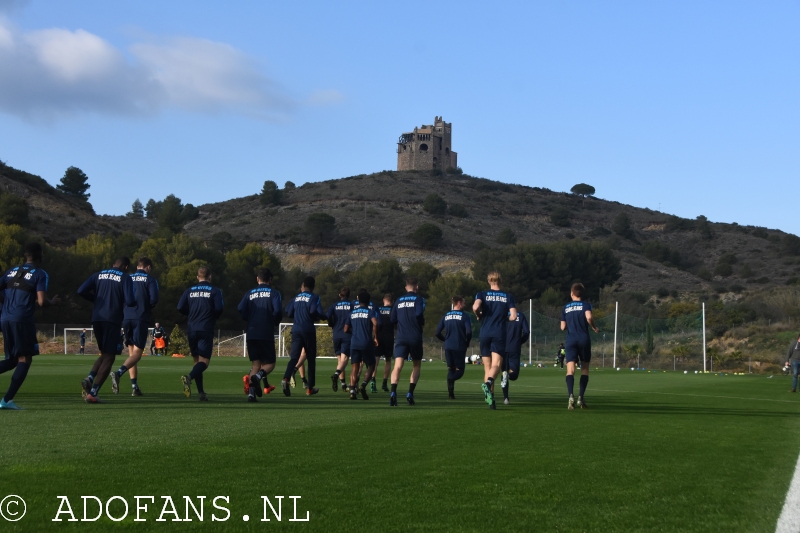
[277,323,336,358]
[64,327,154,354]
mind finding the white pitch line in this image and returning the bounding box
[776,450,800,533]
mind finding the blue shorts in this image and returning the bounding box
[188,330,214,358]
[334,337,350,356]
[2,321,38,358]
[480,336,506,357]
[566,340,591,363]
[247,339,276,364]
[445,349,466,369]
[350,348,376,366]
[290,332,317,360]
[93,321,123,356]
[394,339,423,361]
[123,319,149,349]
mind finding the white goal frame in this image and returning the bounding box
[218,333,247,357]
[277,323,336,358]
[63,327,154,354]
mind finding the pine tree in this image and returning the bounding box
[127,198,144,218]
[57,166,91,201]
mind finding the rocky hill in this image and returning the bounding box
[2,161,796,297]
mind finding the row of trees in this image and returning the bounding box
[0,225,621,337]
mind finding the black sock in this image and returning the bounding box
[382,379,387,385]
[0,358,18,374]
[391,383,397,393]
[487,377,495,387]
[3,362,30,402]
[88,370,97,381]
[447,378,453,391]
[409,382,416,394]
[334,370,341,377]
[189,362,207,381]
[116,365,128,377]
[256,369,266,380]
[566,375,575,396]
[301,377,308,385]
[502,384,509,400]
[579,375,589,397]
[195,374,205,394]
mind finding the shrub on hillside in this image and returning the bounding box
[550,207,570,227]
[423,194,447,216]
[410,223,443,248]
[449,203,468,218]
[497,227,517,245]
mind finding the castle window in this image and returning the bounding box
[445,148,449,155]
[419,143,428,152]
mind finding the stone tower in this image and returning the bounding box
[397,116,457,171]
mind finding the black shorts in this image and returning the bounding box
[247,339,276,364]
[376,338,394,359]
[290,332,317,360]
[445,349,466,369]
[2,321,38,358]
[566,340,591,363]
[123,319,149,349]
[188,330,214,358]
[93,321,123,356]
[394,339,423,361]
[504,352,521,375]
[333,337,350,356]
[350,348,376,366]
[480,336,506,357]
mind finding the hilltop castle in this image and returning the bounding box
[397,116,457,171]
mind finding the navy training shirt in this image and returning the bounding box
[326,300,352,340]
[0,264,49,323]
[435,309,472,351]
[177,283,224,333]
[506,311,530,354]
[345,305,378,351]
[390,292,425,343]
[123,269,159,323]
[238,284,282,341]
[285,291,325,335]
[377,305,394,343]
[476,290,516,338]
[561,301,592,342]
[78,268,136,326]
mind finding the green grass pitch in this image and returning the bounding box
[0,355,798,532]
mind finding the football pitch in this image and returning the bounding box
[1,355,798,532]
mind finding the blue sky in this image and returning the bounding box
[0,1,797,235]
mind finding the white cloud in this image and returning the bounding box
[0,20,309,122]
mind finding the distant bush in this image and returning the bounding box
[449,203,468,218]
[260,180,282,205]
[445,166,463,175]
[550,207,570,227]
[714,263,733,277]
[305,213,336,243]
[284,181,296,190]
[641,240,682,267]
[590,226,611,237]
[665,215,695,232]
[696,215,713,239]
[570,183,595,197]
[612,212,635,239]
[697,267,712,281]
[0,193,29,226]
[410,223,443,248]
[781,234,800,256]
[752,227,768,239]
[496,227,517,245]
[423,194,447,216]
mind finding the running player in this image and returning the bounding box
[434,295,472,399]
[389,277,425,406]
[374,293,394,392]
[110,257,159,397]
[327,287,351,392]
[0,243,60,410]
[560,283,599,410]
[501,310,529,405]
[239,268,282,403]
[78,257,136,403]
[344,288,378,400]
[473,271,517,410]
[282,276,325,396]
[178,266,224,401]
